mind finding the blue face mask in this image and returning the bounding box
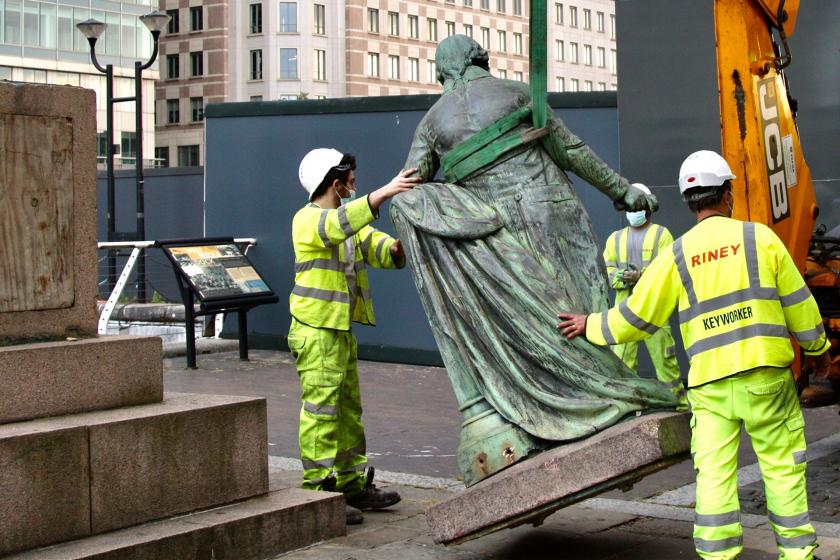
[626,210,647,227]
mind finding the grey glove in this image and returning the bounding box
[614,184,659,213]
[621,269,641,286]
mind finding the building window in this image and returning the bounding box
[497,30,506,52]
[250,95,263,101]
[120,132,137,164]
[190,6,203,31]
[480,27,490,49]
[250,49,263,79]
[427,60,437,83]
[250,4,262,33]
[408,15,418,39]
[279,3,297,32]
[497,0,506,12]
[388,11,399,35]
[569,42,578,64]
[191,97,204,121]
[178,145,200,167]
[464,0,473,6]
[446,21,455,37]
[280,48,298,78]
[598,82,606,91]
[480,0,490,10]
[167,9,179,33]
[167,99,179,124]
[498,69,507,79]
[583,8,591,30]
[428,18,437,41]
[597,47,606,68]
[584,44,592,66]
[555,40,564,61]
[554,3,563,24]
[314,49,326,80]
[610,14,616,40]
[388,55,400,79]
[409,57,419,81]
[570,78,579,92]
[166,54,179,79]
[367,52,380,77]
[556,77,565,91]
[96,132,107,161]
[585,80,593,92]
[597,11,604,33]
[314,4,325,34]
[514,32,522,55]
[513,71,523,82]
[464,24,473,38]
[154,147,169,168]
[569,6,577,27]
[190,52,204,76]
[368,8,379,32]
[611,49,617,75]
[513,0,522,16]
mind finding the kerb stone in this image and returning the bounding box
[426,411,691,544]
[0,336,163,423]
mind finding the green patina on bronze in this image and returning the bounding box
[392,34,677,486]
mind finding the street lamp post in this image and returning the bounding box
[77,12,170,302]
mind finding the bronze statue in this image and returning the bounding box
[391,35,678,485]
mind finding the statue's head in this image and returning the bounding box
[435,35,490,85]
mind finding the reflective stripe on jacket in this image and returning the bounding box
[603,223,673,298]
[290,195,400,330]
[586,216,828,387]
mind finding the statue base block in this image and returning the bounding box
[427,411,690,544]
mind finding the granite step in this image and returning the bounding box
[0,335,162,424]
[0,392,268,555]
[1,487,344,560]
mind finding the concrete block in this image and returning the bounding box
[0,425,90,556]
[426,412,691,544]
[3,488,344,560]
[88,392,269,533]
[0,336,163,423]
[0,82,98,340]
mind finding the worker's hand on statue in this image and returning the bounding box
[621,269,641,285]
[368,168,422,210]
[390,239,406,264]
[614,184,659,213]
[807,350,834,382]
[556,313,587,339]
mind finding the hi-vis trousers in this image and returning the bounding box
[287,318,367,496]
[689,367,816,560]
[612,324,687,410]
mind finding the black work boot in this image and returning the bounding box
[345,505,364,525]
[345,467,401,511]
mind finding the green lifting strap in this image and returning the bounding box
[445,126,548,183]
[441,104,532,172]
[529,0,548,129]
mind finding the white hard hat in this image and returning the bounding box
[678,150,736,193]
[631,183,651,195]
[299,148,344,200]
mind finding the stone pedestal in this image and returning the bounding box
[426,412,691,544]
[0,81,342,558]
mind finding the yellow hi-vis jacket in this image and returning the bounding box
[586,216,828,387]
[290,195,401,331]
[603,223,673,298]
